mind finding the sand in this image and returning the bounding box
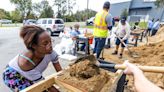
[57,59,117,92]
[56,27,164,92]
[103,26,164,92]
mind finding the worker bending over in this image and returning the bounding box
[112,17,131,58]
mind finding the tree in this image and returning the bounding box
[10,9,21,22]
[33,0,54,18]
[54,0,76,18]
[9,0,32,20]
[54,0,67,18]
[74,9,97,22]
[67,0,76,15]
[40,6,54,18]
[0,9,11,19]
[120,9,129,18]
[155,0,164,20]
[26,12,37,19]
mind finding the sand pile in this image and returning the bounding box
[104,41,164,92]
[124,41,164,92]
[131,41,164,65]
[57,59,116,92]
[69,60,100,79]
[149,26,164,43]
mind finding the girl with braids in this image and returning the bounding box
[3,25,62,92]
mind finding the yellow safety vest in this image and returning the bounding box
[93,10,108,38]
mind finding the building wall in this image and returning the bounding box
[148,7,164,21]
[110,1,131,17]
[129,8,150,15]
[110,0,164,21]
[130,0,164,21]
[130,0,155,9]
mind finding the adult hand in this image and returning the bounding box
[123,60,143,75]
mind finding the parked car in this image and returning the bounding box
[86,17,95,26]
[0,19,12,24]
[24,19,37,25]
[36,18,65,36]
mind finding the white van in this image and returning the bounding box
[36,18,65,36]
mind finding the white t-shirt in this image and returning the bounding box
[115,21,131,40]
[8,51,58,82]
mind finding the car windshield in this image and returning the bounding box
[55,20,64,24]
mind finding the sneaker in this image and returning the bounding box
[119,53,123,58]
[112,51,118,55]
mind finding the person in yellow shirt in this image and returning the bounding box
[93,1,113,58]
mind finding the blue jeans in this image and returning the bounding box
[151,29,158,36]
[93,38,106,58]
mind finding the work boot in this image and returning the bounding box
[119,53,123,58]
[112,51,118,55]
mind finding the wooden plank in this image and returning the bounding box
[20,72,61,92]
[20,77,55,92]
[55,79,84,92]
[20,71,84,92]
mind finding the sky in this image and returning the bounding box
[0,0,131,13]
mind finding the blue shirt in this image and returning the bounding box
[147,20,153,29]
[152,21,160,30]
[70,30,81,37]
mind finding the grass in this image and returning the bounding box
[81,25,94,29]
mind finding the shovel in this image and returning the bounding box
[115,35,139,58]
[99,63,164,73]
[73,55,164,73]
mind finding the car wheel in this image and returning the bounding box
[46,28,52,36]
[90,22,93,25]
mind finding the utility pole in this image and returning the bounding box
[87,0,89,19]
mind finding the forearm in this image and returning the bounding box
[53,62,62,72]
[134,72,164,92]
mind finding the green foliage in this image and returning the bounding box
[10,9,21,22]
[33,0,54,18]
[0,9,11,19]
[54,0,76,18]
[120,9,128,18]
[54,0,67,18]
[73,9,97,22]
[40,6,54,18]
[9,0,32,20]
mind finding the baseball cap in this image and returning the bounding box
[103,1,110,9]
[121,16,126,23]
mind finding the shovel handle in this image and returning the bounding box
[115,65,164,73]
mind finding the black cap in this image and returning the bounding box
[103,1,110,9]
[121,16,126,23]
